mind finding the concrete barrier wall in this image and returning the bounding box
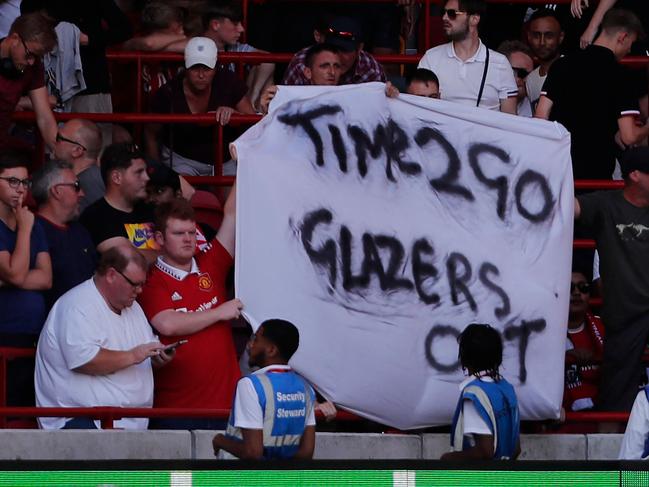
[0,430,625,460]
[0,430,192,460]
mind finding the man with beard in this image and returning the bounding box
[525,9,564,111]
[212,319,316,460]
[417,0,517,113]
[80,142,158,260]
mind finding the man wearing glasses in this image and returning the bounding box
[0,148,51,409]
[417,0,518,113]
[497,40,534,117]
[0,13,58,150]
[35,245,173,430]
[53,119,105,212]
[564,267,604,413]
[32,160,97,310]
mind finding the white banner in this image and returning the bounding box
[234,83,573,430]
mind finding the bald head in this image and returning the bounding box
[54,119,103,165]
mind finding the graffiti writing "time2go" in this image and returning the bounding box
[278,105,554,224]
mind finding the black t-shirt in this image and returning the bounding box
[578,190,649,330]
[151,70,248,164]
[80,198,157,251]
[542,46,640,180]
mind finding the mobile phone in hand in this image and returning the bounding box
[162,339,188,354]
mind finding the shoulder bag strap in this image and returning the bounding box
[476,47,490,108]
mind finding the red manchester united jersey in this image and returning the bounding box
[138,239,240,408]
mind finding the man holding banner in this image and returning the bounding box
[138,196,244,429]
[234,81,573,429]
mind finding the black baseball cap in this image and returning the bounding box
[619,146,649,178]
[147,161,180,192]
[325,17,362,52]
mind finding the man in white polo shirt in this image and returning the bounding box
[418,0,517,113]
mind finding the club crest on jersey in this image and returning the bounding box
[198,273,213,291]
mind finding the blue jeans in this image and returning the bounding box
[148,417,227,430]
[62,417,98,429]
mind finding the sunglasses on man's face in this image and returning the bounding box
[440,8,468,20]
[54,180,82,193]
[512,67,531,79]
[56,132,87,151]
[570,282,591,294]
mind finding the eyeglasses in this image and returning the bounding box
[441,8,468,20]
[512,67,531,79]
[19,35,38,62]
[0,176,31,189]
[570,282,591,294]
[114,269,145,289]
[56,133,87,151]
[54,180,82,193]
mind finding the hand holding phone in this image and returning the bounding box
[162,339,188,354]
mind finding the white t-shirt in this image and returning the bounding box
[418,41,518,111]
[233,364,316,429]
[619,390,649,459]
[35,278,157,430]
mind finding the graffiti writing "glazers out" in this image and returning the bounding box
[278,105,554,223]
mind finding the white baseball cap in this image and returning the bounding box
[184,37,218,69]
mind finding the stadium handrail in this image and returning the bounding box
[0,346,635,429]
[103,49,647,118]
[105,50,648,67]
[0,407,631,429]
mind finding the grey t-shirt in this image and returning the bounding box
[78,164,105,213]
[578,190,649,330]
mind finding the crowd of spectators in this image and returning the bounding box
[0,0,647,459]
